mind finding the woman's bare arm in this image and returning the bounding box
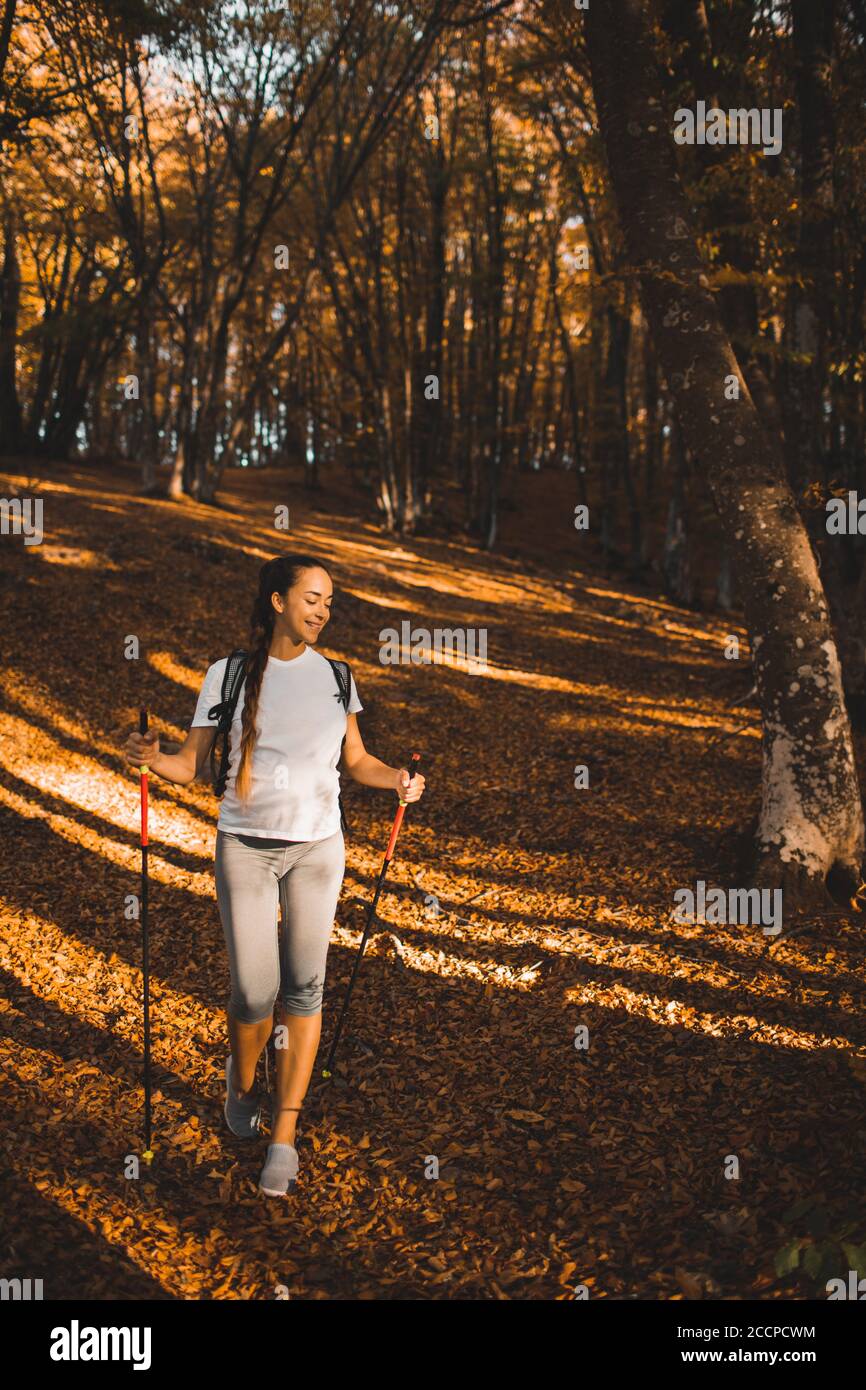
[341,714,426,801]
[123,723,217,786]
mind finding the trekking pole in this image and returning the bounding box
[139,707,154,1163]
[322,752,422,1079]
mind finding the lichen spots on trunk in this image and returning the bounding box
[754,594,863,894]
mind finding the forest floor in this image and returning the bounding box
[0,457,864,1301]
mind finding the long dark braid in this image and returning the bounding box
[233,553,332,805]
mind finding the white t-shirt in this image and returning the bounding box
[190,646,363,840]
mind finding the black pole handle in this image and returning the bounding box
[404,752,422,784]
[139,707,148,736]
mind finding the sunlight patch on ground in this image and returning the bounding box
[330,923,550,991]
[35,546,114,569]
[13,1139,239,1299]
[564,980,855,1051]
[300,526,577,611]
[380,567,576,612]
[0,670,218,819]
[0,783,214,890]
[0,711,214,854]
[148,650,206,692]
[0,905,220,1061]
[0,669,104,745]
[577,605,745,650]
[583,585,698,614]
[465,660,756,735]
[341,585,403,611]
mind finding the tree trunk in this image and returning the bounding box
[550,234,586,498]
[662,420,693,605]
[136,304,161,493]
[0,209,22,452]
[782,0,836,493]
[585,0,864,901]
[641,330,659,566]
[660,0,783,440]
[377,382,399,530]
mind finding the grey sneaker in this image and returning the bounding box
[258,1142,299,1197]
[224,1055,262,1138]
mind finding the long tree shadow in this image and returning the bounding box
[0,1171,173,1300]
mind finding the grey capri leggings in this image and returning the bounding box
[214,828,345,1023]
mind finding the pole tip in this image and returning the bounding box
[142,1149,154,1164]
[321,1069,331,1079]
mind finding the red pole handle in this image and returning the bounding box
[385,753,421,861]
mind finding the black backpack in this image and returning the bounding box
[206,648,352,831]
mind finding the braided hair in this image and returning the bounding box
[233,553,332,805]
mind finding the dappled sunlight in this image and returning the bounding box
[3,457,864,1305]
[147,650,206,693]
[16,1172,178,1299]
[0,903,221,1063]
[1,668,109,746]
[564,980,856,1054]
[331,921,550,992]
[0,671,217,820]
[533,624,748,678]
[0,782,215,887]
[340,584,402,611]
[307,527,577,611]
[89,502,134,517]
[583,584,695,613]
[0,711,214,859]
[648,616,745,648]
[470,658,759,736]
[581,608,748,651]
[377,566,576,612]
[3,0,865,1310]
[36,546,113,569]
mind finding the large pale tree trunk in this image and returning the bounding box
[584,0,864,903]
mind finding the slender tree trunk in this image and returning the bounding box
[641,331,659,565]
[585,0,864,901]
[782,0,836,493]
[136,304,160,493]
[307,353,321,490]
[0,209,22,452]
[377,382,399,529]
[662,420,693,605]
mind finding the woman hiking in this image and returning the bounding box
[122,553,425,1197]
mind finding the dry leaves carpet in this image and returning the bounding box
[0,460,864,1300]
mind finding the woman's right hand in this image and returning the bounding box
[124,729,160,769]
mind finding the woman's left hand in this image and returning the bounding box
[395,767,426,803]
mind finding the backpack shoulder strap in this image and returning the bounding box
[208,650,248,795]
[224,649,249,706]
[326,657,351,833]
[326,657,351,712]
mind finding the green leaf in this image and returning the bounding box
[841,1244,866,1281]
[804,1242,845,1284]
[774,1240,802,1276]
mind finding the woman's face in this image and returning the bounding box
[272,566,333,644]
